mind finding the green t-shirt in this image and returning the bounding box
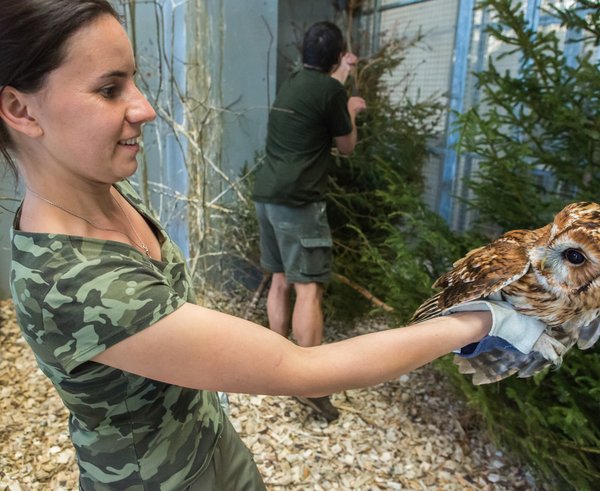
[10,180,223,491]
[253,68,352,206]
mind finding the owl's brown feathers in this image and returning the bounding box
[412,202,600,384]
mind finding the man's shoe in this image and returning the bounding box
[294,396,339,422]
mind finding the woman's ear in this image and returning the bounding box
[0,86,43,138]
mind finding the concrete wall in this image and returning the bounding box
[219,1,279,178]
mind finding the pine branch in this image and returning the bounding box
[332,273,394,312]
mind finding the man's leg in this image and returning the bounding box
[291,282,324,347]
[292,281,339,422]
[266,272,293,338]
[262,201,339,421]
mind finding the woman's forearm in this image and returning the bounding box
[294,312,491,396]
[93,304,490,397]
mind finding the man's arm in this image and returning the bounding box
[335,96,366,155]
[331,52,357,85]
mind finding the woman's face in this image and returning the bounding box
[25,14,156,185]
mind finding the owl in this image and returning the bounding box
[411,202,600,385]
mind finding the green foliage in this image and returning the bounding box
[450,1,600,488]
[458,0,600,229]
[441,346,600,490]
[325,37,474,322]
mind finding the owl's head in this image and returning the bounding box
[531,202,600,295]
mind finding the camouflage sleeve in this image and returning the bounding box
[38,253,188,374]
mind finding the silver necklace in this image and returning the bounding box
[26,187,151,257]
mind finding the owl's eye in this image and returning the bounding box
[563,248,586,265]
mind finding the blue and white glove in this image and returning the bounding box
[443,298,546,358]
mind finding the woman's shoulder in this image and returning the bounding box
[10,226,156,302]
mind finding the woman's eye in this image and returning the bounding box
[100,86,117,98]
[563,248,586,265]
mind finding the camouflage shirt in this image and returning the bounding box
[10,180,223,490]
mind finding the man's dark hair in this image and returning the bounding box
[302,21,345,73]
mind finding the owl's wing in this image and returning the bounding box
[454,349,552,385]
[435,236,533,309]
[411,227,555,384]
[411,230,538,323]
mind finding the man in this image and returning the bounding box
[253,21,367,422]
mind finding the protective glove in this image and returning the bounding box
[443,298,547,357]
[454,335,520,359]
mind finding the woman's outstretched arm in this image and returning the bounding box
[92,303,490,396]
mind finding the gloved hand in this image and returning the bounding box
[454,335,520,359]
[443,298,547,357]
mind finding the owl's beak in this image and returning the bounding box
[539,255,547,270]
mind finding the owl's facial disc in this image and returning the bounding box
[548,234,600,293]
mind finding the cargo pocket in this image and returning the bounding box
[299,237,332,277]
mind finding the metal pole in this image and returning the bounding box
[438,0,475,225]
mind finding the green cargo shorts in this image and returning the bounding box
[254,201,332,284]
[186,416,266,490]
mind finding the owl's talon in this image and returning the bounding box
[533,333,566,365]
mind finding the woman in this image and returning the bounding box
[0,1,541,489]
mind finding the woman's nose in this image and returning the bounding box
[126,84,156,124]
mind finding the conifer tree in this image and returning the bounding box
[459,0,599,230]
[453,2,600,488]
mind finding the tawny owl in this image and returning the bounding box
[411,201,600,385]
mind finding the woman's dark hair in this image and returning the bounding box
[302,21,345,73]
[0,0,120,179]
